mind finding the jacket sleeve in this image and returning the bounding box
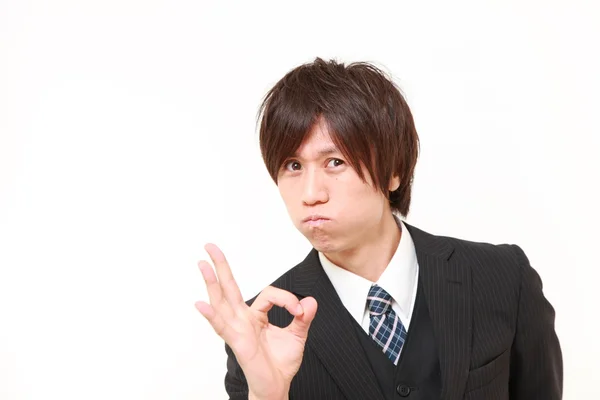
[508,244,563,399]
[224,342,249,400]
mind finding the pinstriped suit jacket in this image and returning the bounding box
[224,222,563,400]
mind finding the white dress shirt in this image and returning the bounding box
[318,216,419,333]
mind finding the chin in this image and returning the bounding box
[306,234,338,253]
[311,243,336,254]
[297,223,344,252]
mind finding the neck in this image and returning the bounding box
[323,211,401,282]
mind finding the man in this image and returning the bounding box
[195,58,563,400]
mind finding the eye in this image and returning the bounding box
[284,160,302,171]
[327,158,345,168]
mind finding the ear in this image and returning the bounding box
[388,174,400,192]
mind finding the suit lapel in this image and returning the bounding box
[291,250,386,400]
[404,223,473,400]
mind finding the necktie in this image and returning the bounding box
[367,284,407,365]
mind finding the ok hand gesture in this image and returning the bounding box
[195,244,318,400]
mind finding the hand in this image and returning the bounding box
[195,243,318,400]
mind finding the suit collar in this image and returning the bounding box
[402,221,454,261]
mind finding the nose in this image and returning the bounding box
[301,168,329,206]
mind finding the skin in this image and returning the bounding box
[196,117,402,400]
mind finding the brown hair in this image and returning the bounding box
[257,57,419,217]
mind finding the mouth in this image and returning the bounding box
[302,215,330,227]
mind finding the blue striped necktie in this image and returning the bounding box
[367,284,407,365]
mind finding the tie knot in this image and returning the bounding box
[367,285,393,316]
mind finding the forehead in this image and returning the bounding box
[293,119,341,159]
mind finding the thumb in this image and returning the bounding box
[286,296,318,339]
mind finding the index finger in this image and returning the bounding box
[204,243,245,309]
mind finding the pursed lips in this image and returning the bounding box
[302,215,330,227]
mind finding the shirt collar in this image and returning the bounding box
[318,216,418,324]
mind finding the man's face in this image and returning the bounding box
[277,119,396,254]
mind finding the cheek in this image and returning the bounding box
[340,176,378,200]
[339,182,385,214]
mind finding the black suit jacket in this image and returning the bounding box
[224,222,563,400]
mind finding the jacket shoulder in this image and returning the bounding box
[448,235,524,265]
[406,222,524,267]
[429,231,527,289]
[407,222,526,282]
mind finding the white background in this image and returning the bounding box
[1,0,598,399]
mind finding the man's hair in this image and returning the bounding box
[257,57,419,217]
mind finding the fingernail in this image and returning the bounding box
[296,304,304,314]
